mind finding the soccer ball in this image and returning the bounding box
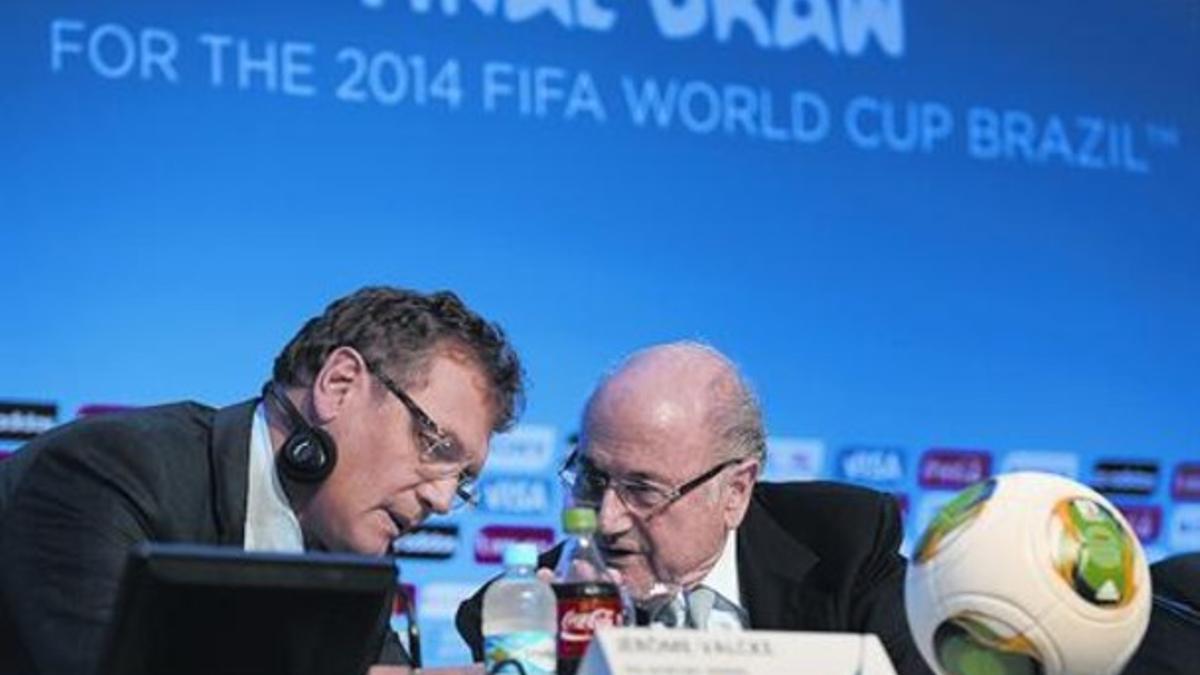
[905,472,1151,675]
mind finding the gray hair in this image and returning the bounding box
[697,343,767,473]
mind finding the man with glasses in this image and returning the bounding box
[0,287,523,675]
[456,341,931,675]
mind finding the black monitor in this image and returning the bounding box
[100,542,398,675]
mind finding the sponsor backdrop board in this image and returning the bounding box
[2,0,1198,666]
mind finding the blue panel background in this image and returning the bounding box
[2,0,1197,665]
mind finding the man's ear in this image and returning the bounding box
[722,457,759,529]
[311,346,367,423]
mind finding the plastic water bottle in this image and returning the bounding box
[553,507,626,675]
[483,543,558,675]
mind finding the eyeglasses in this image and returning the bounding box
[364,359,478,510]
[558,450,745,516]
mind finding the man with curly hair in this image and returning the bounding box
[0,287,524,674]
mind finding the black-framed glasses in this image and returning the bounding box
[363,359,479,510]
[558,450,745,516]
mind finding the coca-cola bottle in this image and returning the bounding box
[553,507,626,675]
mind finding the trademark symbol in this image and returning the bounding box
[1146,124,1181,149]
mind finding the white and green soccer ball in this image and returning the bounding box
[905,472,1151,675]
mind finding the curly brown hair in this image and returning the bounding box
[272,287,524,432]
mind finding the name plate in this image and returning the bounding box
[577,628,898,675]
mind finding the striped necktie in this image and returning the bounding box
[685,586,748,630]
[648,587,748,630]
[647,594,685,628]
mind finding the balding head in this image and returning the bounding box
[573,341,766,596]
[582,341,765,469]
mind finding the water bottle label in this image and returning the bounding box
[484,630,556,675]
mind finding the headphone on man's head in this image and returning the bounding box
[262,382,338,483]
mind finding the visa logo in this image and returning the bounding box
[838,446,905,484]
[479,477,552,515]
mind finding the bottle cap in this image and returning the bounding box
[562,507,598,533]
[503,542,540,568]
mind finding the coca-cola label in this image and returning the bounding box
[918,448,992,489]
[556,596,622,659]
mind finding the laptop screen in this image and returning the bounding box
[100,542,397,675]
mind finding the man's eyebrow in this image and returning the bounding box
[582,455,667,486]
[621,470,668,485]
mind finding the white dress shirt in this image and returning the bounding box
[653,529,747,630]
[243,402,304,552]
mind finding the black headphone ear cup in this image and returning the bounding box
[278,426,338,483]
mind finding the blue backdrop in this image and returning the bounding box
[2,0,1198,665]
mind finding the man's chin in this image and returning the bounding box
[612,569,657,599]
[371,533,396,556]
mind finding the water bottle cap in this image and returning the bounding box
[562,507,597,533]
[503,542,540,568]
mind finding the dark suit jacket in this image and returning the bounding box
[456,481,933,675]
[0,400,407,675]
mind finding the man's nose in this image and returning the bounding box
[419,475,457,515]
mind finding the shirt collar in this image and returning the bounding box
[243,401,304,552]
[697,528,741,608]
